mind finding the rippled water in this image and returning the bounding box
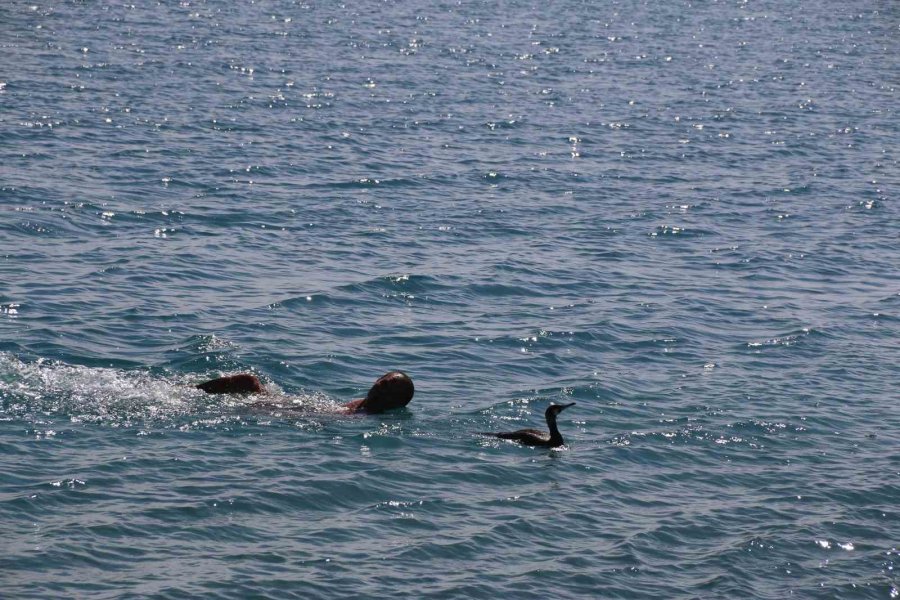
[1,0,898,597]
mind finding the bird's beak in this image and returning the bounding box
[560,402,576,410]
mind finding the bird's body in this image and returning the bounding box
[484,402,575,448]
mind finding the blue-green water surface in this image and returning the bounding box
[1,1,898,598]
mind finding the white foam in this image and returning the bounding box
[0,353,349,428]
[0,352,199,425]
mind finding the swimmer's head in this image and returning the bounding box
[361,371,414,413]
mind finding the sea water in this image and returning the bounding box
[1,1,898,597]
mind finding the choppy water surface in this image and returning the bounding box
[1,0,898,597]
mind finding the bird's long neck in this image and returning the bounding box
[546,412,564,445]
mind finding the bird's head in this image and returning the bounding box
[545,402,576,419]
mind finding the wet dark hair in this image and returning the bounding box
[362,371,414,413]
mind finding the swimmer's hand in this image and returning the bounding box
[196,373,265,395]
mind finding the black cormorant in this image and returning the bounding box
[483,402,575,447]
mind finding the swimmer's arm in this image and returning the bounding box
[342,398,366,413]
[196,373,266,394]
[197,376,381,414]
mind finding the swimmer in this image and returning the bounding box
[196,370,414,414]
